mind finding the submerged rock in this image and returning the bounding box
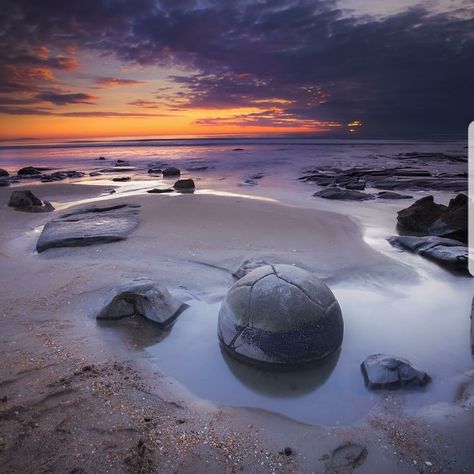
[36,203,140,252]
[361,354,430,389]
[388,235,468,272]
[218,264,343,367]
[162,167,181,177]
[173,178,195,192]
[97,281,188,328]
[313,188,374,201]
[8,190,54,213]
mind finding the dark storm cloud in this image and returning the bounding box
[35,92,98,105]
[0,0,473,135]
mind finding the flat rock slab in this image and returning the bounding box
[36,203,140,252]
[97,281,188,327]
[361,353,430,389]
[313,188,375,201]
[388,235,468,272]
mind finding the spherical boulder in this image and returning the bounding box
[218,264,343,367]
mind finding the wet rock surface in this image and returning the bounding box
[147,188,174,194]
[97,281,188,328]
[36,203,140,252]
[8,190,54,213]
[388,235,468,272]
[162,167,181,177]
[0,169,9,177]
[218,264,343,367]
[361,354,430,389]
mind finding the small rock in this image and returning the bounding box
[377,191,413,199]
[17,166,42,176]
[97,281,188,328]
[112,176,131,182]
[361,354,430,389]
[313,188,375,201]
[89,171,102,177]
[8,190,54,213]
[97,156,106,160]
[233,148,244,151]
[148,168,162,174]
[173,179,195,192]
[162,167,181,177]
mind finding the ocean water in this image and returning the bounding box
[2,137,471,426]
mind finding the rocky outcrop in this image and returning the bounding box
[8,190,54,213]
[36,203,140,252]
[388,235,468,272]
[97,281,188,328]
[397,194,467,243]
[361,354,430,389]
[218,264,343,367]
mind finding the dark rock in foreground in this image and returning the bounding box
[388,235,468,272]
[361,354,430,389]
[0,169,9,177]
[313,188,374,201]
[218,264,343,367]
[162,167,181,177]
[36,203,140,252]
[8,190,54,213]
[173,178,195,192]
[397,194,467,243]
[97,281,188,328]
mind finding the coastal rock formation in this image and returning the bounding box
[313,188,374,201]
[173,178,195,192]
[36,203,140,252]
[17,166,42,176]
[218,264,343,367]
[41,171,85,182]
[8,190,54,213]
[388,235,468,272]
[97,281,188,328]
[361,354,430,389]
[0,169,9,177]
[162,167,181,177]
[397,194,467,243]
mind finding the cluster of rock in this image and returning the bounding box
[389,194,469,272]
[36,203,140,252]
[301,164,466,200]
[8,190,54,213]
[0,167,87,186]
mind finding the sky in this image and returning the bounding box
[0,0,473,140]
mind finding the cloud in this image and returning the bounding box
[0,0,473,135]
[94,77,147,87]
[0,106,171,117]
[128,99,161,108]
[35,92,98,105]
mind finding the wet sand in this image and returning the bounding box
[0,183,473,473]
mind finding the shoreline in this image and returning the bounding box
[0,182,472,472]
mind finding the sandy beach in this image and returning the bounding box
[0,177,472,473]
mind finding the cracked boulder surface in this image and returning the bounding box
[218,264,343,367]
[361,354,430,389]
[36,203,140,252]
[97,281,188,328]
